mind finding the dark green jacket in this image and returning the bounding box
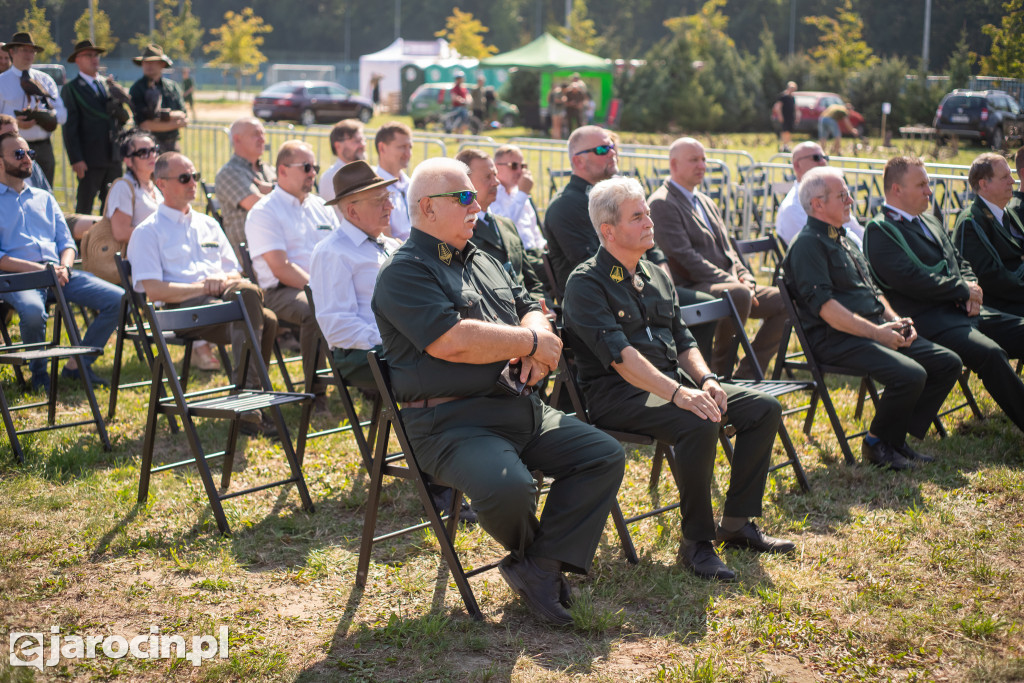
[470,212,547,302]
[60,75,129,167]
[955,197,1024,304]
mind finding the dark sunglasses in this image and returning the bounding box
[286,162,320,174]
[497,161,528,171]
[426,190,477,206]
[160,171,201,184]
[573,143,615,157]
[129,146,158,159]
[12,148,36,161]
[797,153,829,163]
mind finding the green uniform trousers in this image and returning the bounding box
[914,307,1024,433]
[589,383,781,542]
[332,346,381,391]
[808,331,962,444]
[401,393,625,574]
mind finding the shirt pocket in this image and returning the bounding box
[827,250,858,291]
[453,287,484,320]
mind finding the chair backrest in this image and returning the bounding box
[733,233,785,282]
[678,290,762,381]
[0,266,82,347]
[237,242,256,281]
[200,180,223,225]
[774,273,823,379]
[541,251,563,302]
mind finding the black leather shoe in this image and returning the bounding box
[862,439,912,471]
[61,366,109,388]
[716,521,796,554]
[427,485,477,527]
[679,540,736,581]
[558,574,573,608]
[498,555,573,626]
[896,441,935,463]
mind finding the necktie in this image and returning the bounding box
[483,214,503,247]
[1004,212,1024,240]
[914,217,935,243]
[94,78,107,100]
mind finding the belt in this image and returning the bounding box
[403,396,465,408]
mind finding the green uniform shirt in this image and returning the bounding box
[563,247,697,411]
[781,215,885,338]
[371,227,541,401]
[129,76,185,147]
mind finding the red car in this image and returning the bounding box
[792,91,865,137]
[252,80,373,126]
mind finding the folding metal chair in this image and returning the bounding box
[0,266,111,463]
[358,352,638,620]
[137,297,315,534]
[678,290,814,491]
[236,242,303,392]
[200,179,223,226]
[733,233,786,283]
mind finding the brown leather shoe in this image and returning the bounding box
[498,555,573,626]
[716,521,796,554]
[679,540,736,581]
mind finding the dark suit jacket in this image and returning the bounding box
[470,213,547,302]
[956,197,1024,305]
[863,208,976,324]
[61,75,128,167]
[649,179,752,291]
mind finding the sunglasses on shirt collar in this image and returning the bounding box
[159,171,201,184]
[426,190,477,206]
[573,143,615,157]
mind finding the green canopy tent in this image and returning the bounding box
[481,33,613,124]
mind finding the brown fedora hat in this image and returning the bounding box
[325,160,397,206]
[133,44,172,67]
[66,39,107,63]
[3,32,45,53]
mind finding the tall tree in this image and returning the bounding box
[434,8,498,59]
[557,0,604,55]
[73,1,117,51]
[204,8,272,93]
[16,0,60,62]
[132,0,204,64]
[803,0,877,92]
[980,0,1024,80]
[948,29,976,89]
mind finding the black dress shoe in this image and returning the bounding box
[498,555,573,626]
[558,574,573,608]
[862,439,912,471]
[716,521,796,554]
[427,485,477,527]
[679,540,736,581]
[896,441,935,463]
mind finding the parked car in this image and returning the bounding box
[408,82,520,129]
[792,91,865,137]
[933,89,1024,149]
[253,80,373,126]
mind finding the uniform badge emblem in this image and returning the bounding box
[610,266,625,282]
[632,273,645,292]
[827,225,840,240]
[438,243,452,265]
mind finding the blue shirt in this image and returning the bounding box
[0,182,75,264]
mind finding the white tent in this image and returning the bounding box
[359,38,478,106]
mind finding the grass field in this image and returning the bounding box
[2,102,1023,681]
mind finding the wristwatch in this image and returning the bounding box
[698,372,720,387]
[64,263,73,280]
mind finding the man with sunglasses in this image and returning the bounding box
[490,144,550,293]
[864,156,1024,436]
[216,117,276,256]
[782,166,961,469]
[371,157,625,626]
[128,152,280,434]
[0,133,123,391]
[650,138,787,379]
[776,141,863,249]
[245,140,338,393]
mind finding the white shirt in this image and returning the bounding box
[319,158,344,201]
[127,203,240,294]
[104,172,163,226]
[776,181,864,249]
[308,218,399,350]
[376,166,411,241]
[0,67,68,142]
[244,186,338,289]
[491,183,546,250]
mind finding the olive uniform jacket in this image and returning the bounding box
[470,213,547,303]
[649,179,754,291]
[954,198,1024,306]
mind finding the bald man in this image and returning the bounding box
[776,141,863,248]
[216,116,276,254]
[650,138,787,378]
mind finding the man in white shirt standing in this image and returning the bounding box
[776,141,863,249]
[309,161,399,388]
[490,144,550,292]
[373,121,413,241]
[318,118,365,202]
[245,140,338,388]
[0,33,67,187]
